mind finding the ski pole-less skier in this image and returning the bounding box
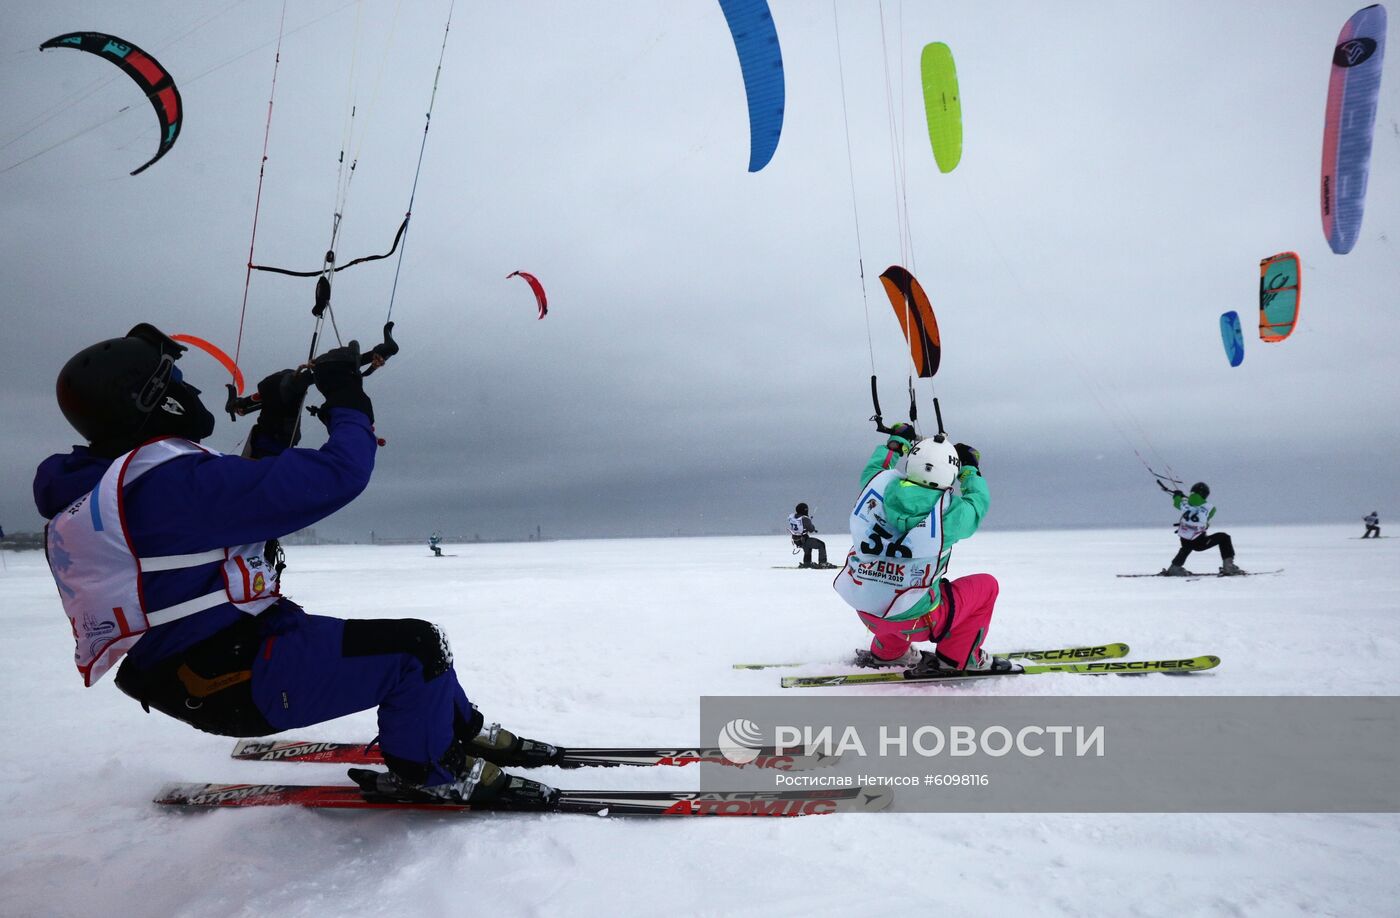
[429,531,443,557]
[1362,511,1381,539]
[833,423,1010,673]
[1163,482,1243,576]
[786,503,833,569]
[35,324,556,806]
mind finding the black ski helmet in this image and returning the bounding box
[56,323,214,453]
[1190,482,1210,499]
[795,503,809,515]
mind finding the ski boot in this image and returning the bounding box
[353,743,557,809]
[852,647,922,669]
[469,721,566,768]
[910,648,1019,676]
[1219,557,1245,576]
[1160,564,1191,577]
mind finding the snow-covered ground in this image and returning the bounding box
[2,524,1397,917]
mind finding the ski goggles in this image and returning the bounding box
[126,323,190,413]
[135,354,177,413]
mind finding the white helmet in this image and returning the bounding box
[905,436,960,490]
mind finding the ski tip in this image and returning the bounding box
[154,782,263,807]
[848,786,894,813]
[732,662,803,670]
[1157,655,1222,675]
[154,782,201,805]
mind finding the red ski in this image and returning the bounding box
[155,779,891,817]
[230,738,839,771]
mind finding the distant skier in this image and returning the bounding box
[429,531,443,557]
[833,423,1010,673]
[1162,482,1243,575]
[787,502,833,569]
[1362,511,1381,539]
[35,324,558,808]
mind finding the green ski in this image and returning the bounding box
[735,642,1130,670]
[780,655,1221,688]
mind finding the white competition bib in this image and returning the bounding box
[1176,499,1214,540]
[45,438,281,686]
[834,470,949,619]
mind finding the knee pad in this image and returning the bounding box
[341,618,454,681]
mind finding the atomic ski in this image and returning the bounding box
[230,738,839,771]
[734,642,1130,670]
[780,654,1221,688]
[154,778,891,817]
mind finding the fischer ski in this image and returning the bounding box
[230,738,840,771]
[734,642,1130,670]
[780,654,1221,688]
[154,778,891,817]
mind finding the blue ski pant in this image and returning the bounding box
[251,603,473,784]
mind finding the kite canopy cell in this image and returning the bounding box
[1219,311,1245,367]
[1321,4,1387,254]
[1258,252,1301,342]
[716,0,785,172]
[920,42,963,174]
[39,31,182,175]
[878,266,941,378]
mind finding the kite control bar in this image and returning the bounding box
[1149,466,1184,494]
[223,321,400,420]
[869,375,896,435]
[870,375,945,438]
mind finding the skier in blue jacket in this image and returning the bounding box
[35,324,554,805]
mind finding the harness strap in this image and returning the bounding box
[145,590,237,627]
[139,549,226,572]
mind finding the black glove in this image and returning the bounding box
[886,422,917,455]
[312,341,374,424]
[954,442,980,471]
[1172,489,1185,499]
[257,369,312,421]
[249,368,312,449]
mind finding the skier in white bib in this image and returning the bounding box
[1163,482,1243,575]
[786,503,832,569]
[1362,512,1380,539]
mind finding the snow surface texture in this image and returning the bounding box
[2,525,1397,917]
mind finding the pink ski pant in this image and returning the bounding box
[857,573,999,667]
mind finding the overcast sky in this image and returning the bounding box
[2,1,1397,542]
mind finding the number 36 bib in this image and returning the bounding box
[834,470,950,620]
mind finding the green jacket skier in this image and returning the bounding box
[1163,482,1242,575]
